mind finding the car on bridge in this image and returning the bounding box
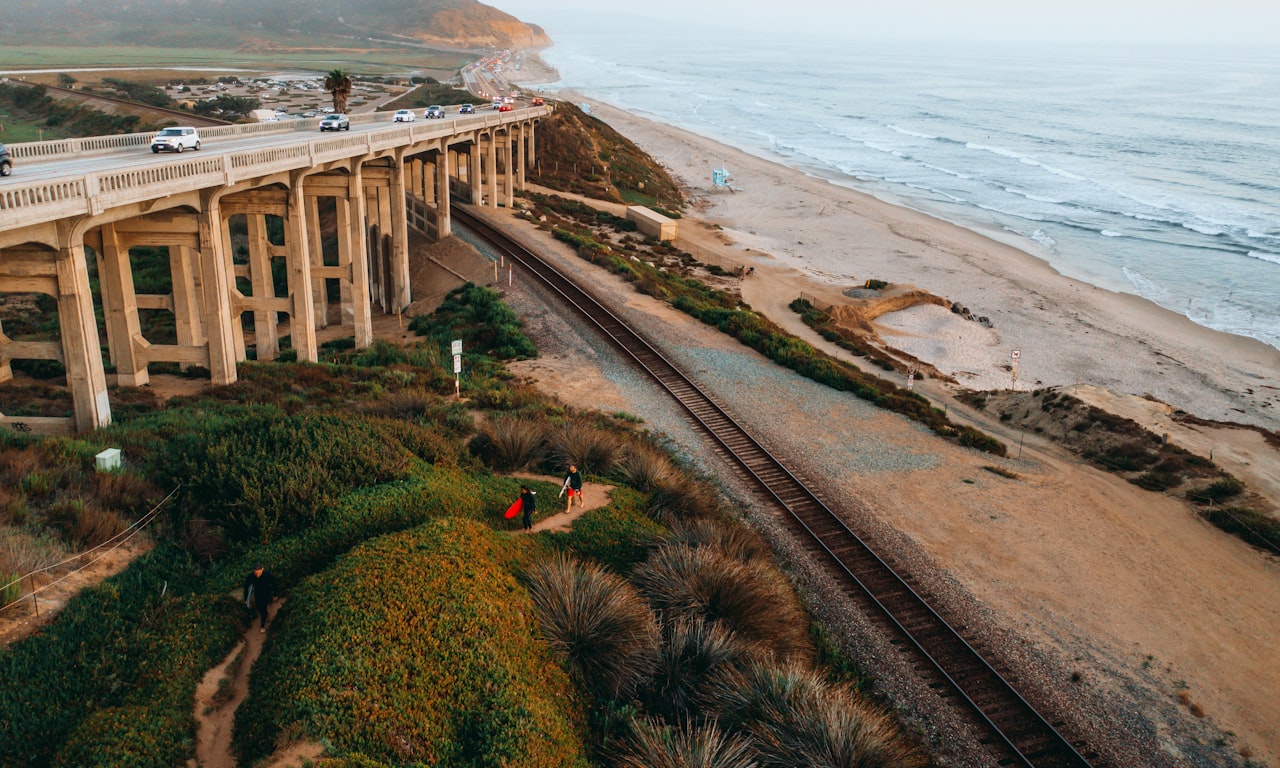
[392,109,415,123]
[150,127,201,154]
[498,103,514,113]
[458,103,475,114]
[424,105,445,119]
[531,97,545,107]
[319,113,350,131]
[0,143,11,176]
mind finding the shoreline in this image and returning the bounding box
[513,60,1279,433]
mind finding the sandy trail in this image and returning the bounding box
[190,600,323,768]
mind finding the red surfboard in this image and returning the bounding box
[504,498,523,519]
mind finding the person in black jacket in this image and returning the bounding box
[560,464,584,512]
[520,485,536,531]
[243,563,278,633]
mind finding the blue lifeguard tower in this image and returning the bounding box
[712,165,735,192]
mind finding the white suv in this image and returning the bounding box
[151,126,201,153]
[393,109,415,122]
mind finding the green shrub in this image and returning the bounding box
[1186,478,1244,505]
[553,488,667,574]
[152,407,414,543]
[1202,507,1280,552]
[235,519,589,767]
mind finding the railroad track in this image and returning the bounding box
[454,204,1102,768]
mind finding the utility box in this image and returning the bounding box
[95,448,122,472]
[626,206,677,242]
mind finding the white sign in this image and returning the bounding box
[1011,350,1021,361]
[453,354,462,374]
[451,339,463,356]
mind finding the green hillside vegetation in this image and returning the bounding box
[530,102,685,213]
[0,283,928,767]
[0,0,548,51]
[0,82,162,142]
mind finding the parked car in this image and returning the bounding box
[458,103,475,114]
[393,109,415,122]
[150,126,201,153]
[0,143,11,176]
[319,113,350,131]
[498,103,514,113]
[424,105,445,119]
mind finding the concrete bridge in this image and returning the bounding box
[0,106,548,434]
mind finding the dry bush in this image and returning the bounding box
[547,425,621,477]
[44,496,128,549]
[708,661,928,768]
[618,445,677,492]
[641,616,752,722]
[613,718,756,768]
[361,390,437,421]
[632,544,810,659]
[665,519,771,565]
[0,529,67,577]
[178,516,227,563]
[647,481,721,525]
[522,552,660,699]
[0,485,28,526]
[92,471,161,517]
[479,417,547,471]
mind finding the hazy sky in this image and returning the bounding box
[491,0,1280,46]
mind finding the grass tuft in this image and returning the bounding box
[522,553,660,699]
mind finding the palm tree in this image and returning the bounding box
[324,68,353,114]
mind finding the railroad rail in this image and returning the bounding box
[454,204,1103,768]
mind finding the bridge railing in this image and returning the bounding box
[6,110,390,163]
[0,107,548,230]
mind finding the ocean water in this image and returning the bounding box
[522,21,1280,351]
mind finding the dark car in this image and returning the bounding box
[0,143,11,177]
[319,113,350,131]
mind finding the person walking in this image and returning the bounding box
[243,563,278,633]
[520,484,536,531]
[560,464,584,512]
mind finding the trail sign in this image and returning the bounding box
[1011,350,1021,361]
[451,339,463,356]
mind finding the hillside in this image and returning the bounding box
[0,0,549,51]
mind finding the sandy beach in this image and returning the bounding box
[508,55,1280,766]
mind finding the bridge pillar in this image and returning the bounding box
[285,180,318,362]
[527,121,536,179]
[306,194,329,329]
[345,166,373,348]
[198,197,239,386]
[502,130,514,209]
[246,214,280,361]
[469,144,483,206]
[171,245,206,351]
[54,231,111,431]
[485,134,498,209]
[517,123,527,192]
[98,222,149,386]
[390,152,411,312]
[436,149,452,238]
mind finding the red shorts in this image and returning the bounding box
[566,488,577,498]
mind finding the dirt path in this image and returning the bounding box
[190,599,323,768]
[528,480,615,532]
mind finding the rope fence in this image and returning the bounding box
[0,486,179,616]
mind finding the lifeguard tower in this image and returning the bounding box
[712,165,736,192]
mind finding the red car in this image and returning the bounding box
[498,103,514,112]
[531,97,545,107]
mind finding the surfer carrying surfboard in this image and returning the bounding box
[520,485,536,531]
[559,464,584,512]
